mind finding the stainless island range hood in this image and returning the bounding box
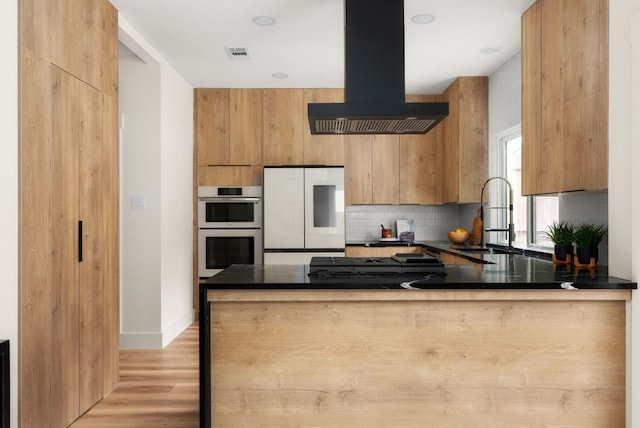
[308,0,448,135]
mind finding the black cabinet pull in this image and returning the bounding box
[78,220,83,262]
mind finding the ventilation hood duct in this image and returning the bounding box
[308,0,448,135]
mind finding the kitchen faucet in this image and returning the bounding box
[479,177,515,249]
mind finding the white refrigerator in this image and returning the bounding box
[263,167,345,264]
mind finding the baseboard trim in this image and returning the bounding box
[162,309,195,347]
[120,309,195,349]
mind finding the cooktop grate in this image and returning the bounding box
[309,255,445,275]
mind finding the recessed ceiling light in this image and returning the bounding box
[252,16,276,26]
[411,14,435,24]
[272,73,289,79]
[480,46,502,54]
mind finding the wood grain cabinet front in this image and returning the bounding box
[195,88,263,167]
[303,88,345,166]
[195,88,229,166]
[399,95,439,205]
[19,1,120,426]
[436,77,488,204]
[204,287,626,426]
[343,96,440,206]
[521,0,608,195]
[262,89,305,166]
[344,135,400,205]
[345,246,424,258]
[51,68,106,426]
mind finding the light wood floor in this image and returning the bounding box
[70,322,199,428]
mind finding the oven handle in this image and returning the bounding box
[198,197,261,203]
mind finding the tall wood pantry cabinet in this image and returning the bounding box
[50,65,107,426]
[521,0,608,195]
[18,0,120,426]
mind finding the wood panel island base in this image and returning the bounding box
[200,261,635,427]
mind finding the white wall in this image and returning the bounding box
[0,1,18,425]
[482,52,522,239]
[489,52,522,139]
[610,0,639,280]
[631,11,640,425]
[609,0,640,424]
[159,56,195,347]
[119,52,163,347]
[118,16,194,349]
[487,51,521,177]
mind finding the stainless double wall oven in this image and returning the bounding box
[197,186,262,278]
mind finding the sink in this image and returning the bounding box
[456,247,522,255]
[456,247,492,253]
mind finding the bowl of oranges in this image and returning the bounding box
[447,228,470,244]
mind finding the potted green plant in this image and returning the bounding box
[544,221,575,262]
[573,223,607,265]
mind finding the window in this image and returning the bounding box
[503,134,527,246]
[531,195,559,247]
[494,127,558,249]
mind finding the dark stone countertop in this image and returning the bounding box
[202,241,637,291]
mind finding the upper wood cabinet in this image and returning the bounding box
[230,89,263,165]
[372,135,400,204]
[521,0,608,195]
[436,77,488,204]
[195,88,263,166]
[195,89,228,166]
[193,86,485,205]
[262,89,305,165]
[344,95,440,206]
[344,94,465,206]
[263,88,346,166]
[303,88,345,165]
[399,95,439,204]
[344,135,373,204]
[344,135,399,205]
[21,0,118,95]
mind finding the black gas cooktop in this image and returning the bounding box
[309,254,446,276]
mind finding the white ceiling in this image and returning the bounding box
[111,0,536,95]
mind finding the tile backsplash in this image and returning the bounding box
[345,191,608,264]
[346,204,471,243]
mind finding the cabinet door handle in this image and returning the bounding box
[78,220,83,262]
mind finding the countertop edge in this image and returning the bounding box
[204,287,633,301]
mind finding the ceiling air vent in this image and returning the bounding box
[225,47,251,60]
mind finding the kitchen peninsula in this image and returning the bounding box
[200,251,636,428]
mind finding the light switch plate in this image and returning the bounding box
[131,195,146,210]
